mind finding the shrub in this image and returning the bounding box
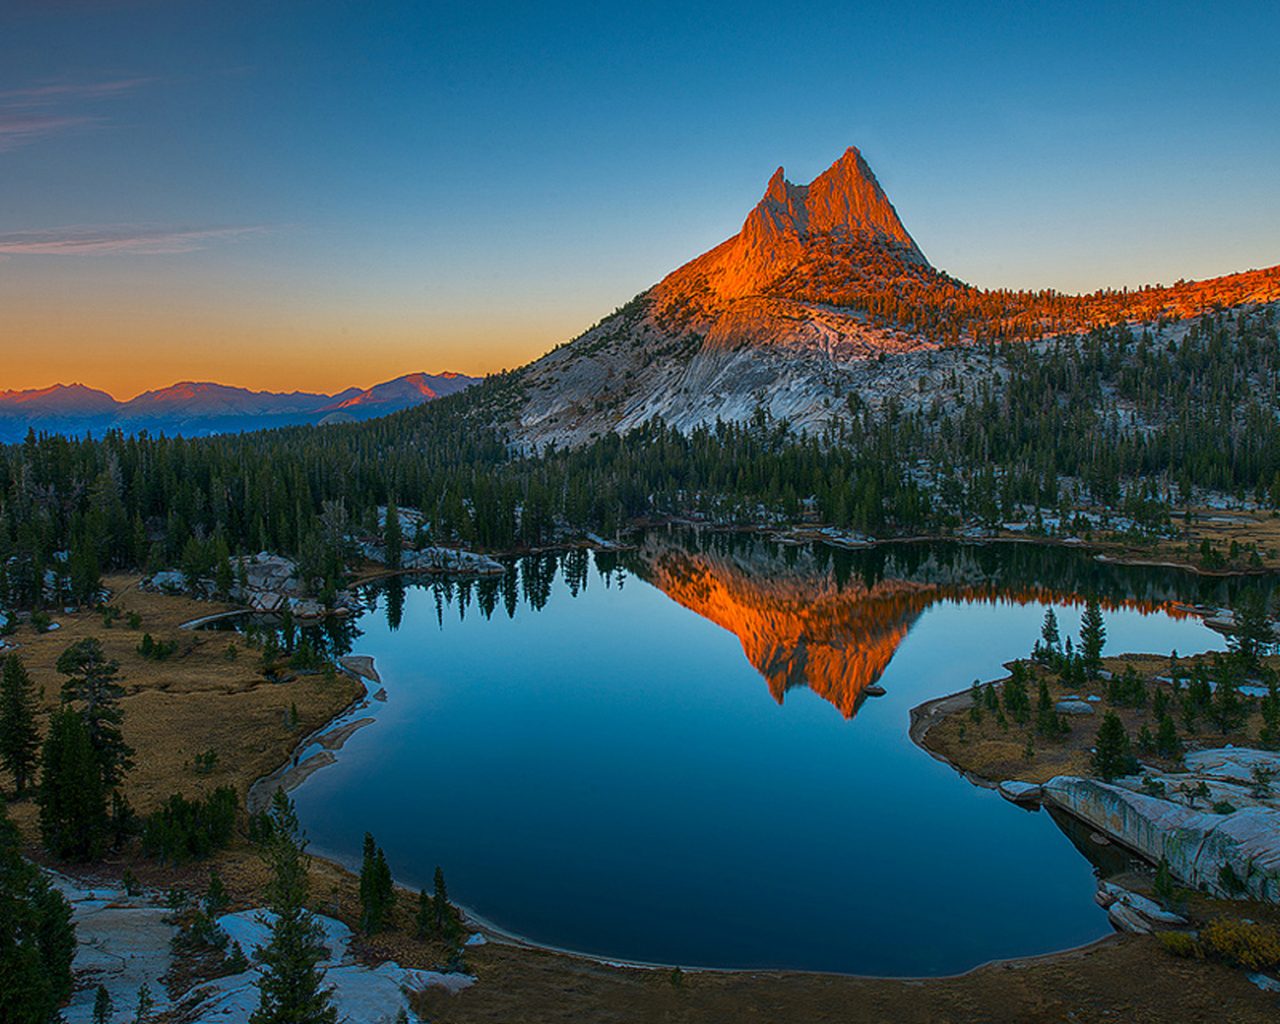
[137,633,178,661]
[1201,918,1280,971]
[1218,862,1248,896]
[142,787,238,863]
[193,749,219,775]
[1157,931,1200,959]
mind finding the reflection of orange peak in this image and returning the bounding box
[647,551,934,717]
[643,546,1190,719]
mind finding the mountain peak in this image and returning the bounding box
[763,166,789,204]
[698,146,926,299]
[745,146,922,254]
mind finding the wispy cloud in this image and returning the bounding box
[0,114,98,151]
[0,224,266,256]
[0,77,152,104]
[0,76,148,151]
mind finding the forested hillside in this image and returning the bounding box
[2,303,1277,612]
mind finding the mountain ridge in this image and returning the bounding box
[0,370,479,442]
[506,146,1280,448]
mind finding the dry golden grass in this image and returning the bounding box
[1089,507,1280,573]
[4,573,359,833]
[410,935,1276,1024]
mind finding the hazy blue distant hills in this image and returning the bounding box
[0,371,477,442]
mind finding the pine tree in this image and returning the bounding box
[1209,675,1246,735]
[92,985,113,1024]
[432,865,450,935]
[1156,713,1182,758]
[415,887,435,940]
[1091,711,1138,781]
[1035,678,1062,737]
[251,791,337,1024]
[214,538,234,600]
[359,831,394,934]
[56,638,133,788]
[0,799,76,1024]
[1261,679,1280,748]
[205,868,229,916]
[38,706,108,860]
[1002,662,1031,724]
[0,654,40,795]
[134,981,154,1024]
[1039,607,1061,658]
[1228,591,1273,671]
[1079,598,1106,678]
[384,502,403,570]
[375,847,394,923]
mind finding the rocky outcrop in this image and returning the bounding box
[49,872,470,1023]
[143,552,361,619]
[358,540,506,576]
[403,547,505,575]
[997,780,1043,805]
[1042,753,1280,903]
[1094,881,1188,934]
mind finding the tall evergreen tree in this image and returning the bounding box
[1228,591,1274,671]
[1156,713,1183,758]
[358,832,396,934]
[1001,662,1032,724]
[1035,677,1064,737]
[1079,598,1106,678]
[250,791,337,1024]
[38,706,108,860]
[415,887,434,940]
[0,799,76,1024]
[384,502,403,570]
[1039,607,1060,654]
[92,985,113,1024]
[1091,711,1138,781]
[0,654,40,795]
[431,865,457,937]
[56,638,133,788]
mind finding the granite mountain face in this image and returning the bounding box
[509,147,1280,449]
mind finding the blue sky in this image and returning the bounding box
[2,0,1278,395]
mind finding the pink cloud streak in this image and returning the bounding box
[0,225,267,256]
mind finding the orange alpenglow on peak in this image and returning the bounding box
[749,147,924,257]
[671,145,928,303]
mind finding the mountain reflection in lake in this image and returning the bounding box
[285,530,1264,975]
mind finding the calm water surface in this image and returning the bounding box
[286,533,1261,975]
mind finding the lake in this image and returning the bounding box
[282,531,1264,975]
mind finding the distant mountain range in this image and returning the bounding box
[0,371,478,443]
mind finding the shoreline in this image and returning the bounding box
[907,686,1000,790]
[162,566,1252,991]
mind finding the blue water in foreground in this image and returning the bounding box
[290,536,1243,975]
